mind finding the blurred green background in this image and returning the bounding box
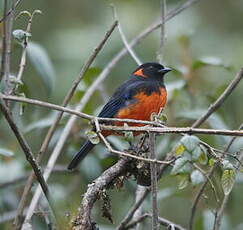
[1,0,243,229]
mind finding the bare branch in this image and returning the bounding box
[100,125,243,137]
[71,158,132,230]
[0,0,16,92]
[0,96,54,219]
[149,132,159,230]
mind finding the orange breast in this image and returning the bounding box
[115,87,167,127]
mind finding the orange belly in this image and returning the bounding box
[102,88,167,137]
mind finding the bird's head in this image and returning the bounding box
[132,62,171,80]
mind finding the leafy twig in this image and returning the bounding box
[189,124,243,230]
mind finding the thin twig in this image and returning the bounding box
[14,21,118,229]
[125,213,187,230]
[16,11,36,82]
[192,68,243,128]
[0,96,55,219]
[0,0,16,93]
[100,125,243,137]
[193,163,219,203]
[157,0,166,63]
[0,0,22,23]
[149,132,159,230]
[95,121,172,165]
[111,5,142,65]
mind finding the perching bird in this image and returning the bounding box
[67,62,171,170]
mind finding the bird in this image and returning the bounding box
[67,62,171,170]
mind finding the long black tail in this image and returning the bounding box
[67,140,95,170]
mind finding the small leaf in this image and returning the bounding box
[209,158,215,167]
[177,175,189,190]
[0,148,14,157]
[180,135,200,152]
[171,157,192,175]
[13,29,31,43]
[124,131,134,143]
[191,170,205,185]
[175,144,185,155]
[159,114,167,123]
[198,152,208,165]
[222,160,234,170]
[198,145,208,165]
[27,41,55,94]
[221,169,235,195]
[123,123,134,142]
[86,130,100,144]
[192,146,201,161]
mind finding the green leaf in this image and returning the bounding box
[175,144,185,156]
[177,174,190,189]
[191,170,205,185]
[26,41,55,94]
[209,158,215,167]
[86,130,100,145]
[221,169,235,195]
[180,135,200,152]
[158,113,167,123]
[0,148,14,157]
[171,157,192,175]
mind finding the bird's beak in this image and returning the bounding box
[159,67,172,74]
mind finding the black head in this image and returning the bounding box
[132,62,171,80]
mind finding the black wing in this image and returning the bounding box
[98,78,147,118]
